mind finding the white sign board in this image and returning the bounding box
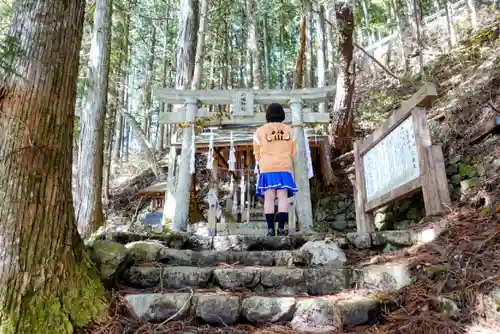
[363,116,420,202]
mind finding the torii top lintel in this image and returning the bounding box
[154,86,337,105]
[155,86,336,125]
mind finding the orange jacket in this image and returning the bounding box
[253,122,296,173]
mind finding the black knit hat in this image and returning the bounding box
[266,103,285,123]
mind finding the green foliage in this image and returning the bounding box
[0,0,14,79]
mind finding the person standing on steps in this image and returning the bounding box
[253,103,298,236]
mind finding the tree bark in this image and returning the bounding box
[293,10,307,89]
[467,0,477,27]
[316,5,327,113]
[247,0,261,89]
[263,14,271,89]
[111,0,131,169]
[76,0,113,238]
[328,1,355,156]
[305,0,314,88]
[144,23,157,141]
[187,0,209,225]
[163,0,198,229]
[119,110,159,176]
[442,0,456,49]
[0,0,107,332]
[158,4,171,151]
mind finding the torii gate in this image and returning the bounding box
[155,86,335,234]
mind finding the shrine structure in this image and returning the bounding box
[154,87,336,235]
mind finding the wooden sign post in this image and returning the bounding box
[353,83,451,233]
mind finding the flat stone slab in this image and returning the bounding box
[91,230,423,251]
[158,249,295,266]
[126,293,191,322]
[355,261,412,291]
[122,265,350,295]
[126,292,381,328]
[371,231,416,247]
[122,262,412,295]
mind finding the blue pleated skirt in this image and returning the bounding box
[256,171,298,198]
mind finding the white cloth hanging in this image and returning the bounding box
[229,174,234,191]
[206,130,214,170]
[189,125,196,174]
[254,160,259,175]
[304,130,314,179]
[228,131,236,171]
[239,173,245,192]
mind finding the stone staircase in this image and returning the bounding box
[92,227,431,332]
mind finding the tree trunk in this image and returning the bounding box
[0,0,107,332]
[247,0,261,89]
[191,0,209,90]
[187,0,209,225]
[163,0,199,229]
[316,5,327,113]
[144,23,157,141]
[279,12,286,88]
[263,14,271,89]
[112,0,131,172]
[293,10,307,89]
[305,0,314,88]
[76,0,113,238]
[328,1,355,156]
[325,6,336,85]
[158,5,171,152]
[442,0,456,50]
[391,0,408,71]
[361,0,377,76]
[412,0,424,74]
[120,110,159,176]
[467,0,477,27]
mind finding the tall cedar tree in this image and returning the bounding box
[0,1,107,333]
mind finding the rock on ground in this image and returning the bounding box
[125,240,167,262]
[241,296,295,324]
[295,239,347,267]
[88,239,130,280]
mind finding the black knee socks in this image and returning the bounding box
[265,214,275,232]
[277,212,288,231]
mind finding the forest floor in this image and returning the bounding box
[88,21,500,334]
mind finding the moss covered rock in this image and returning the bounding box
[125,240,167,262]
[89,240,130,280]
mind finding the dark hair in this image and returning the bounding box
[266,103,285,123]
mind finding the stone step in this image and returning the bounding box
[159,249,297,267]
[125,290,384,330]
[94,229,425,251]
[121,263,411,296]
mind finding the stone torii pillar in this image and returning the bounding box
[290,97,313,231]
[173,97,198,231]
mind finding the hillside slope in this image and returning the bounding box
[350,21,500,334]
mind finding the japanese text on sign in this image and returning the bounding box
[363,116,420,202]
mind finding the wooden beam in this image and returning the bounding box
[318,138,335,186]
[359,83,438,154]
[215,148,229,169]
[159,110,330,125]
[365,177,422,212]
[290,97,313,231]
[469,115,500,144]
[155,86,336,105]
[429,144,451,211]
[353,140,375,233]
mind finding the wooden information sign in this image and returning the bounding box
[353,83,451,232]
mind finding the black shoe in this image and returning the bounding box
[277,228,286,237]
[267,228,275,236]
